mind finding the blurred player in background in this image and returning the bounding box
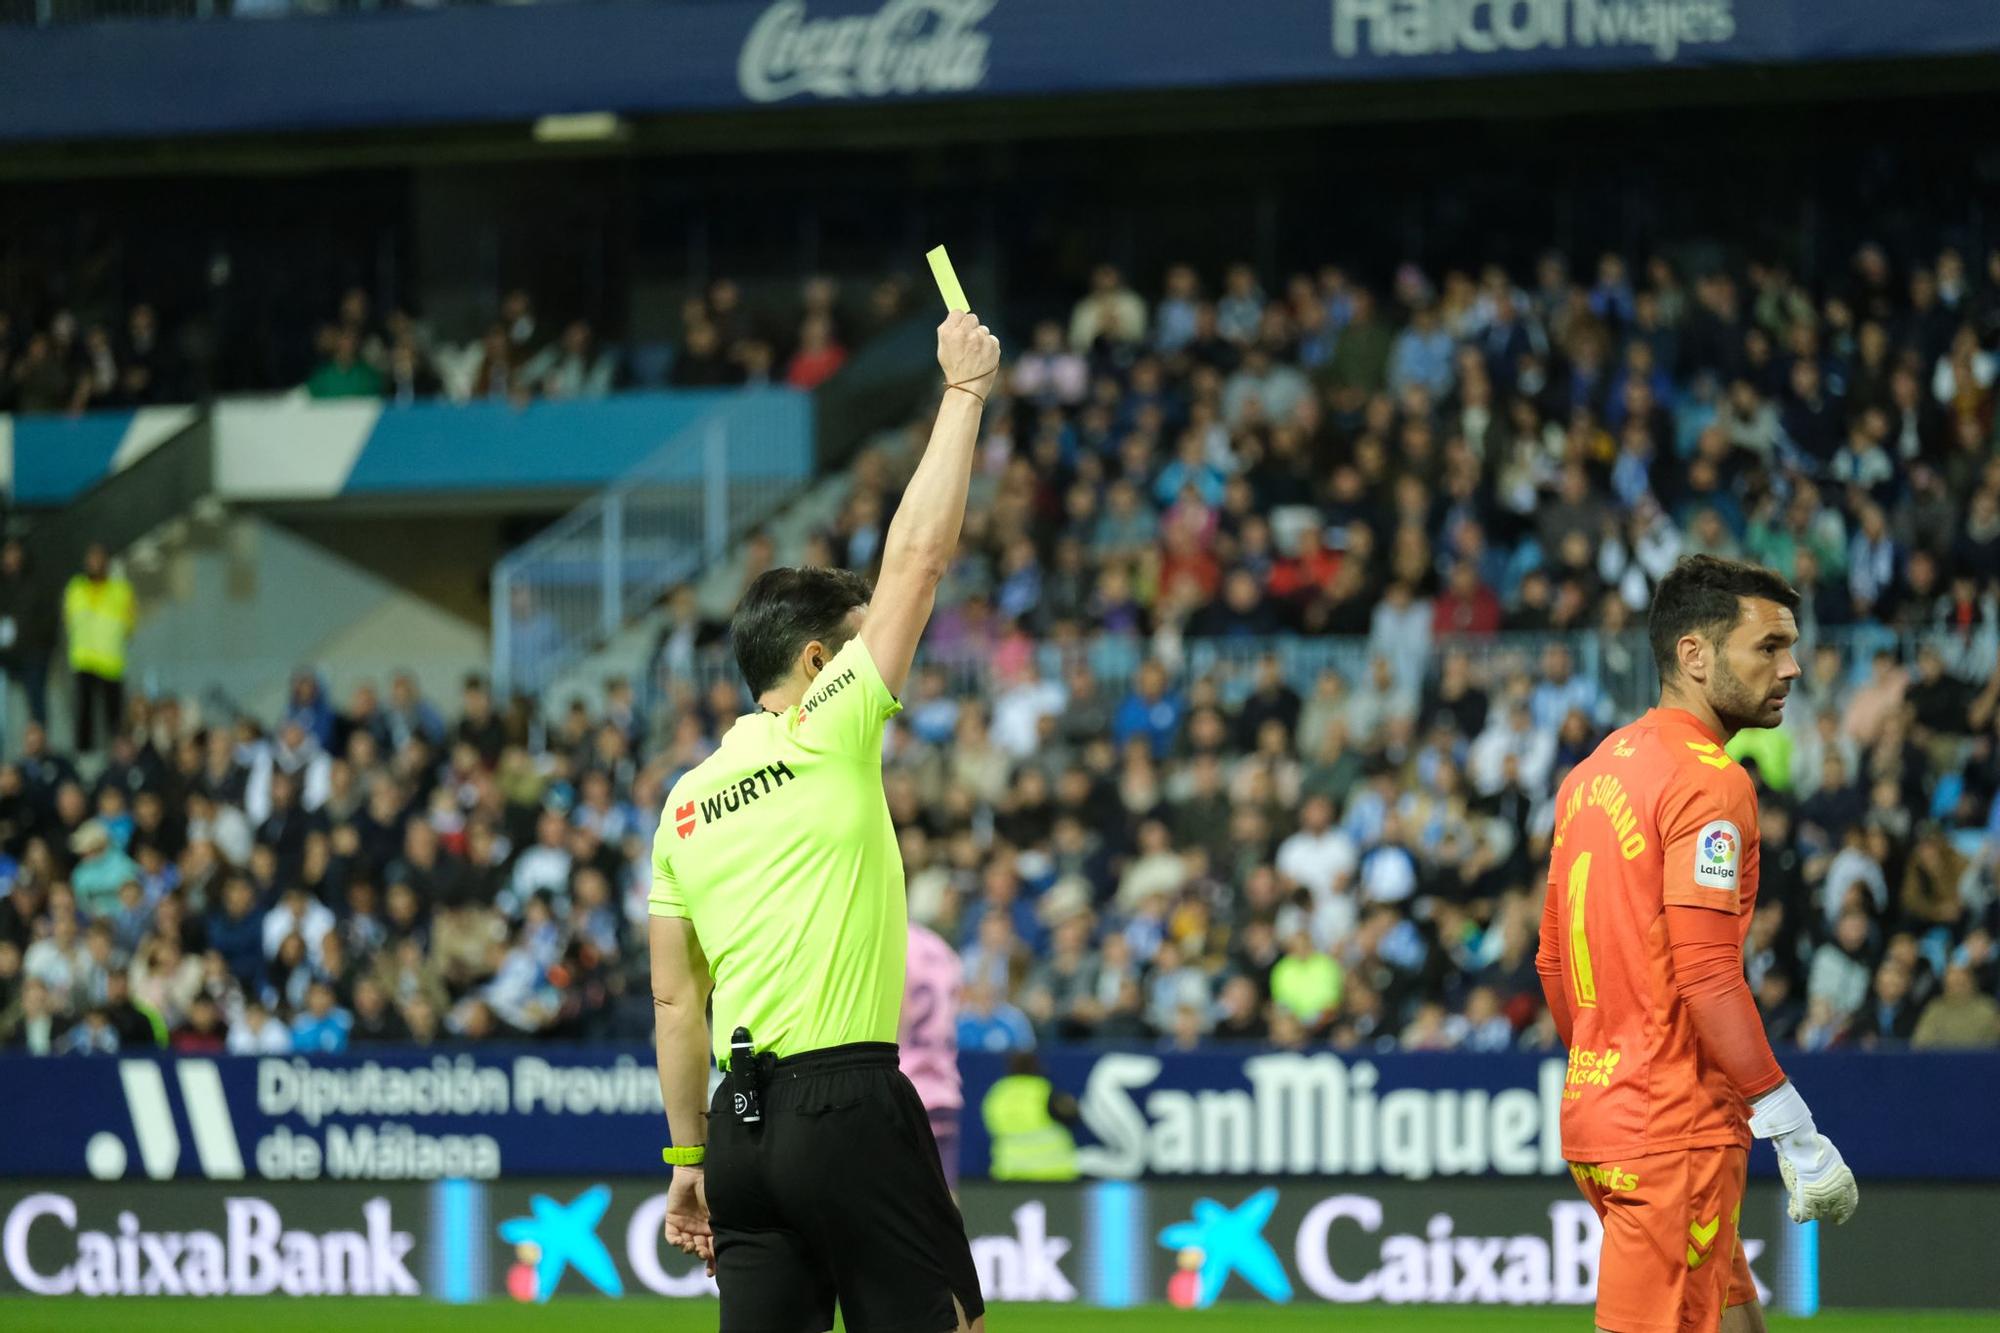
[901,921,964,1191]
[1538,555,1859,1333]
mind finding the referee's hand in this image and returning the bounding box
[937,310,1000,399]
[664,1165,715,1275]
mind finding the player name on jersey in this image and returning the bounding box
[1554,772,1649,861]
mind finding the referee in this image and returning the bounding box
[649,311,1000,1333]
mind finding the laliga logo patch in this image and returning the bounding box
[1693,820,1739,888]
[1702,828,1734,864]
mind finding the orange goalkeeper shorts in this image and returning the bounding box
[1568,1146,1757,1333]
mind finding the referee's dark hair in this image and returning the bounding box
[732,566,875,697]
[1648,554,1800,683]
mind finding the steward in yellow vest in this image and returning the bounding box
[982,1054,1080,1181]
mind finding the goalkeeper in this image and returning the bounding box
[1535,555,1858,1333]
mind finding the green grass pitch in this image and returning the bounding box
[4,1301,1999,1332]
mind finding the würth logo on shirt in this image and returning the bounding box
[798,667,858,721]
[675,802,697,839]
[695,761,799,827]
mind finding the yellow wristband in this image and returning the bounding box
[661,1145,706,1166]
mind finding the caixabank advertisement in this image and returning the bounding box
[4,1178,1992,1310]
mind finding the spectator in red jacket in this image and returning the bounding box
[1432,562,1501,637]
[785,314,848,390]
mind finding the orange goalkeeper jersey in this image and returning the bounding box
[1539,707,1760,1162]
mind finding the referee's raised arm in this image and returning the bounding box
[858,311,1002,697]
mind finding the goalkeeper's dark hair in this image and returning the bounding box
[732,566,874,698]
[1648,555,1800,684]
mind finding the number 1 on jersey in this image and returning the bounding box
[1567,851,1598,1009]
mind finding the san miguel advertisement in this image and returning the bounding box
[954,1049,2000,1183]
[4,1179,1992,1310]
[0,1049,1993,1184]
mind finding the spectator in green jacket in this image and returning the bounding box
[306,329,384,399]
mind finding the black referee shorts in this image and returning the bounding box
[708,1041,985,1333]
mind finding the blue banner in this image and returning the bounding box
[5,406,197,506]
[0,1049,669,1182]
[0,1046,1992,1183]
[343,388,811,495]
[0,0,1997,143]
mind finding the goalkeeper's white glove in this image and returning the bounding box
[1750,1080,1859,1225]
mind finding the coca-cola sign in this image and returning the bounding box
[737,0,996,104]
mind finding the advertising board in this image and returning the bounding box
[8,1178,1990,1310]
[3,1049,1992,1185]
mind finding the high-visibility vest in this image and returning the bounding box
[63,575,135,680]
[983,1074,1079,1181]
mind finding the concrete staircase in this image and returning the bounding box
[123,507,487,725]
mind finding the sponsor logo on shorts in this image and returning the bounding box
[1693,820,1739,889]
[1569,1162,1640,1193]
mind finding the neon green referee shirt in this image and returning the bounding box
[649,635,906,1065]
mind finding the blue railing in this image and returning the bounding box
[490,387,811,698]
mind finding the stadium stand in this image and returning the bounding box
[4,236,2000,1062]
[0,267,900,410]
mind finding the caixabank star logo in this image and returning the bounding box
[498,1185,623,1302]
[1157,1188,1293,1309]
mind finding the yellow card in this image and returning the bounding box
[926,245,971,313]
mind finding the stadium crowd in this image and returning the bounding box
[7,240,2000,1058]
[0,271,909,413]
[298,275,899,405]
